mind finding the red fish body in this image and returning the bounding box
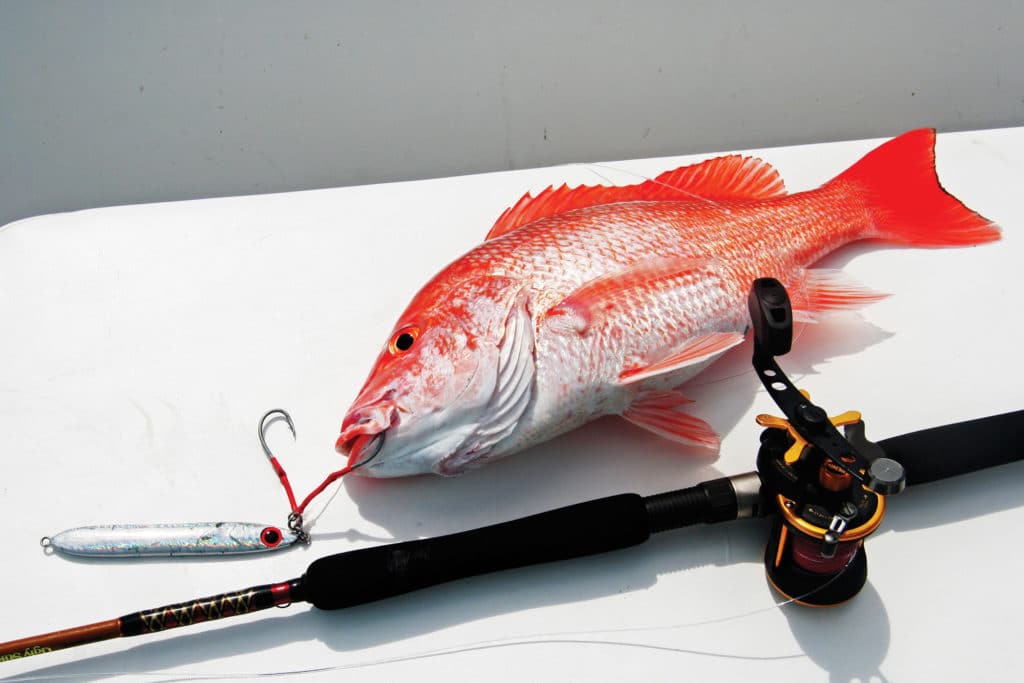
[337,130,998,477]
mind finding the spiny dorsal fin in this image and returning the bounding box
[486,154,787,240]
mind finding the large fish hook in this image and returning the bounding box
[259,408,296,461]
[258,409,310,544]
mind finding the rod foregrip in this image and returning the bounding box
[879,410,1024,486]
[303,493,650,610]
[119,581,298,636]
[0,579,302,661]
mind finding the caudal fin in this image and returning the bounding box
[829,128,999,246]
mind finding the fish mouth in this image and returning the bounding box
[336,404,396,469]
[337,432,385,470]
[336,428,384,466]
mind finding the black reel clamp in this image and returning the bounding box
[748,278,906,605]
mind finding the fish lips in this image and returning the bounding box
[336,406,482,477]
[336,400,398,469]
[336,426,388,470]
[337,432,385,470]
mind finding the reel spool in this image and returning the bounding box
[747,279,906,606]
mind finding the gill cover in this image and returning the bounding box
[437,290,536,474]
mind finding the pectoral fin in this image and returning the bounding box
[618,331,745,385]
[545,256,716,335]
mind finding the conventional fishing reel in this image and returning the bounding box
[748,278,906,605]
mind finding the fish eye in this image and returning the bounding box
[260,527,282,547]
[388,326,421,355]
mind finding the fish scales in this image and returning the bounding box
[335,130,998,477]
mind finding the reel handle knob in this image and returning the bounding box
[748,277,793,357]
[866,457,906,495]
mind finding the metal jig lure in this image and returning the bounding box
[40,410,318,558]
[41,408,381,558]
[41,522,298,557]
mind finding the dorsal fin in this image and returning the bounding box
[486,155,787,240]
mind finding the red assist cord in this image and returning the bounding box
[266,453,355,517]
[258,410,379,540]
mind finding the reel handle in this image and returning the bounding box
[747,278,903,605]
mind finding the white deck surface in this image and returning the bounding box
[2,128,1022,682]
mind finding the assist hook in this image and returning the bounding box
[258,409,310,544]
[259,408,296,460]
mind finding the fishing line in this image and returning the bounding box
[576,157,867,391]
[301,477,348,530]
[568,161,617,187]
[256,156,793,532]
[0,614,804,682]
[686,321,813,390]
[261,155,812,520]
[567,161,730,211]
[568,161,814,391]
[1,555,855,682]
[3,640,805,682]
[258,409,383,542]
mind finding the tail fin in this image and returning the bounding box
[829,128,1000,246]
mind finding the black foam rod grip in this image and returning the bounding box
[303,493,650,610]
[878,410,1024,487]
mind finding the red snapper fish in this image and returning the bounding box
[336,129,998,477]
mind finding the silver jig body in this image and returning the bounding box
[41,521,297,557]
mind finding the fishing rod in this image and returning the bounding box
[2,279,1021,663]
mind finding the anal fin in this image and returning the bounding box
[787,268,888,322]
[621,390,719,450]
